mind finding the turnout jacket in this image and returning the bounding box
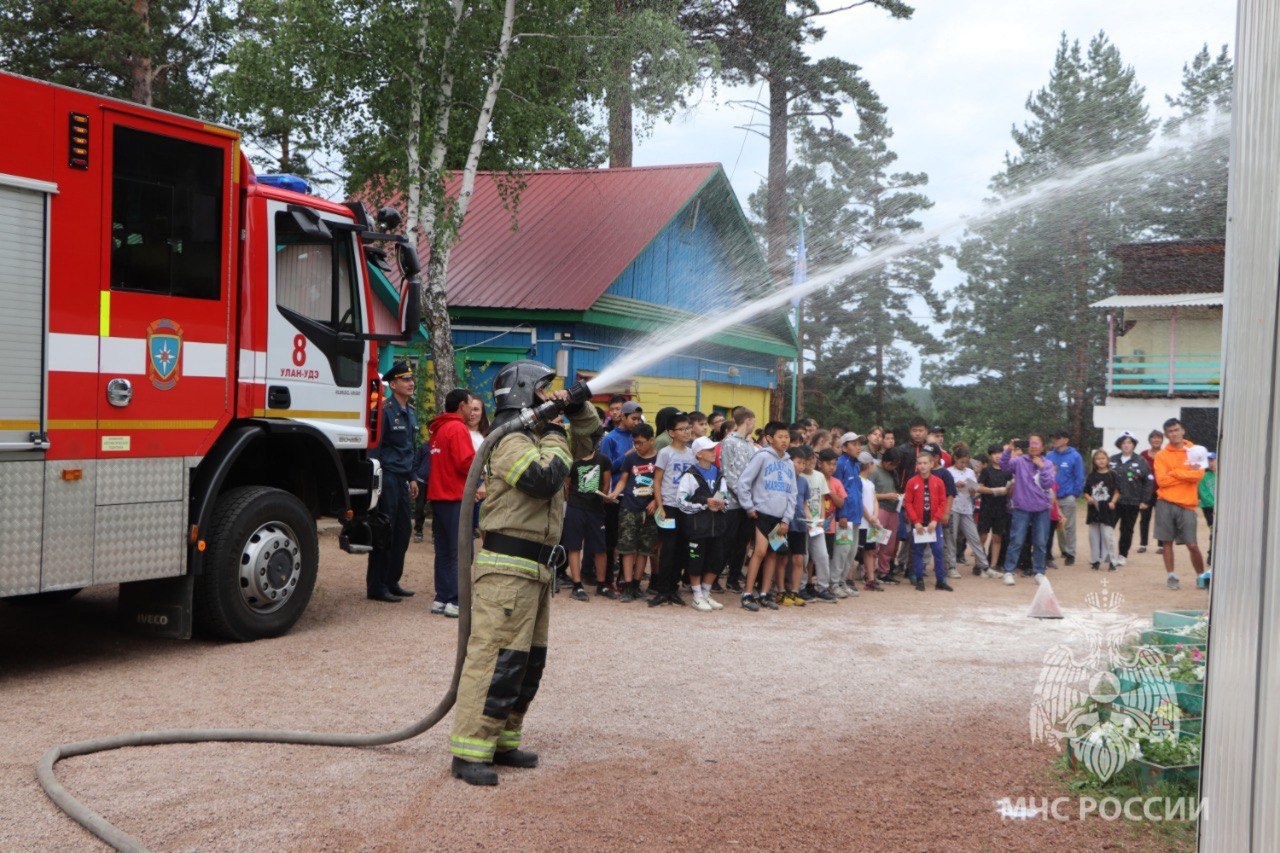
[476,404,600,583]
[1109,452,1154,506]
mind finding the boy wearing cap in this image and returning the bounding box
[676,436,728,611]
[1110,431,1153,565]
[832,432,865,582]
[927,427,952,467]
[1046,430,1086,566]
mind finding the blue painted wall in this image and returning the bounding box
[447,320,776,399]
[605,195,755,316]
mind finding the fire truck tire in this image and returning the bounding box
[196,486,318,641]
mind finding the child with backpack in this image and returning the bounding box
[676,436,728,611]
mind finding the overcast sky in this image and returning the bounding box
[631,0,1236,383]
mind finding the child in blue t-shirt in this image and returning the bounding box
[606,423,658,603]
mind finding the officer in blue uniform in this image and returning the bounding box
[367,361,419,602]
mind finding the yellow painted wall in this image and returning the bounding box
[630,376,770,418]
[1117,308,1222,357]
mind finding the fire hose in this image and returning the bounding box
[36,382,592,852]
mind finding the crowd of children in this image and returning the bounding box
[550,398,1216,610]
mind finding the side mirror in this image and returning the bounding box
[398,278,421,341]
[289,207,331,240]
[396,240,421,276]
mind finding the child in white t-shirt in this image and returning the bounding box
[796,446,837,602]
[946,444,991,577]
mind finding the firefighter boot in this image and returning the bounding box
[493,748,538,768]
[451,757,498,786]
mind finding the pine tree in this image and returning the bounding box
[681,0,912,281]
[929,33,1155,447]
[1148,44,1232,240]
[0,0,228,113]
[752,105,940,427]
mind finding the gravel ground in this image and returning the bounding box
[0,521,1209,851]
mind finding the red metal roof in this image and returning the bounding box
[439,164,721,310]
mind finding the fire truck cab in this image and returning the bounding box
[0,72,419,640]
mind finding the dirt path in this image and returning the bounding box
[0,524,1208,850]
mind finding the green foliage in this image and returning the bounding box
[212,0,354,182]
[1146,44,1232,240]
[681,0,913,268]
[929,32,1155,447]
[1137,729,1201,767]
[342,0,616,199]
[754,105,941,428]
[0,0,230,112]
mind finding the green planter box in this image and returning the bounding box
[1177,717,1203,737]
[1141,628,1207,649]
[1152,609,1207,630]
[1131,758,1200,792]
[1174,681,1205,715]
[1115,673,1202,716]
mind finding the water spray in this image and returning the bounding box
[588,119,1229,391]
[36,382,592,852]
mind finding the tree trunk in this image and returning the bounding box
[411,0,464,410]
[766,74,790,281]
[425,230,458,406]
[418,0,516,409]
[279,130,292,174]
[771,359,786,422]
[874,338,885,424]
[129,0,153,105]
[607,69,634,166]
[1068,226,1089,448]
[606,0,633,167]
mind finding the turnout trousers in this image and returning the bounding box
[449,568,551,764]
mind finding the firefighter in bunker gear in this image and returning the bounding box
[449,361,599,785]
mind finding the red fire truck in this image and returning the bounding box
[0,71,420,641]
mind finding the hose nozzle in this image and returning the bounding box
[518,380,593,429]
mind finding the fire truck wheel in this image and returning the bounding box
[196,485,318,641]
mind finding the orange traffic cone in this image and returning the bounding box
[1028,575,1064,619]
